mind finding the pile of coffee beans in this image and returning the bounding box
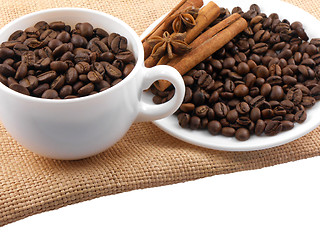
[0,21,135,99]
[151,4,320,141]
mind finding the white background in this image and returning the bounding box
[0,156,319,240]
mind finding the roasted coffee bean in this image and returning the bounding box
[78,22,94,38]
[103,62,122,79]
[214,102,228,118]
[59,85,73,98]
[178,113,190,128]
[37,71,57,82]
[0,64,16,76]
[234,84,249,97]
[32,83,49,97]
[294,110,307,123]
[50,61,68,72]
[287,88,303,104]
[222,127,236,137]
[208,120,222,135]
[51,75,65,90]
[195,105,209,118]
[42,89,59,99]
[226,109,238,123]
[75,62,90,74]
[301,96,316,108]
[236,102,250,115]
[235,128,250,141]
[189,116,201,130]
[269,85,285,101]
[264,120,282,136]
[9,83,30,95]
[15,63,28,80]
[87,71,103,83]
[250,107,261,122]
[180,103,195,112]
[281,120,294,131]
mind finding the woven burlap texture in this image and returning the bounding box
[1,0,320,227]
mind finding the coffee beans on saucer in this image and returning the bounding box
[0,21,136,99]
[152,4,320,141]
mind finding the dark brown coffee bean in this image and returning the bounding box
[116,51,135,63]
[269,85,285,101]
[223,58,235,69]
[32,83,49,97]
[42,89,59,99]
[237,62,250,75]
[310,85,320,100]
[264,120,282,136]
[0,74,8,86]
[255,65,269,78]
[250,107,261,122]
[221,127,236,137]
[208,120,222,135]
[0,47,14,60]
[49,21,65,31]
[50,61,68,72]
[75,62,90,74]
[234,84,249,97]
[103,62,122,79]
[78,82,94,96]
[15,63,28,80]
[56,31,71,43]
[51,75,65,90]
[281,120,294,131]
[87,71,103,83]
[236,102,250,115]
[48,39,63,50]
[294,110,307,123]
[214,102,228,118]
[180,103,195,112]
[255,119,265,135]
[9,83,30,95]
[301,96,316,108]
[190,116,201,130]
[58,85,72,98]
[0,64,16,76]
[235,128,250,141]
[287,88,303,104]
[111,36,127,53]
[178,113,190,128]
[79,22,93,38]
[37,71,57,82]
[226,109,238,123]
[252,43,268,54]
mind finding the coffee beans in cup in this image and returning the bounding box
[0,21,136,99]
[152,4,320,141]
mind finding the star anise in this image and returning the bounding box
[147,31,191,59]
[172,6,199,33]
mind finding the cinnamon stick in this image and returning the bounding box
[145,1,220,68]
[143,0,203,60]
[184,1,220,43]
[174,17,247,75]
[156,15,247,91]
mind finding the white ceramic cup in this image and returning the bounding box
[0,8,185,160]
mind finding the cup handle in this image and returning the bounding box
[135,65,185,122]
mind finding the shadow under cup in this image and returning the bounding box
[0,8,151,160]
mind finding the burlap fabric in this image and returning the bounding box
[0,0,319,227]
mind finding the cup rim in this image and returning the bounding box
[0,7,144,104]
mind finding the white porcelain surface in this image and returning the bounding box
[141,0,320,151]
[0,8,185,160]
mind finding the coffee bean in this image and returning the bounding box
[214,102,228,118]
[37,71,57,82]
[294,110,307,123]
[190,116,201,130]
[208,120,222,135]
[264,120,282,136]
[178,113,190,128]
[9,83,30,95]
[78,82,94,96]
[255,119,266,135]
[234,84,249,97]
[226,109,238,123]
[0,64,16,76]
[50,61,68,72]
[222,127,236,137]
[75,62,90,74]
[281,120,294,131]
[104,62,122,79]
[250,107,261,122]
[42,89,59,99]
[269,85,284,100]
[235,128,250,141]
[87,71,103,83]
[51,75,65,90]
[79,22,93,38]
[15,63,28,80]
